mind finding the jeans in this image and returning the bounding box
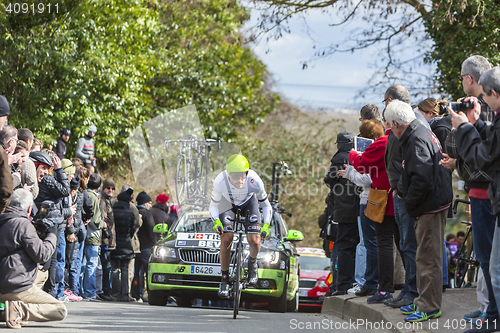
[111,259,131,299]
[100,247,112,296]
[393,195,418,298]
[335,223,360,291]
[328,241,338,293]
[442,239,448,286]
[83,244,99,298]
[69,225,86,296]
[54,232,66,299]
[355,216,366,287]
[131,249,151,300]
[489,220,500,320]
[359,204,378,291]
[470,197,498,319]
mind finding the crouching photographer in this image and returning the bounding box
[0,189,67,329]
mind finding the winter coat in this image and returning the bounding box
[0,206,57,294]
[397,119,453,218]
[150,204,172,229]
[85,189,102,245]
[0,146,12,213]
[349,132,394,216]
[430,115,452,151]
[100,192,115,248]
[457,114,500,218]
[111,198,142,253]
[324,142,360,223]
[111,201,135,260]
[75,135,95,166]
[53,137,67,160]
[68,189,93,236]
[35,168,71,223]
[137,206,158,250]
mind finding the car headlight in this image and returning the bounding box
[155,246,176,259]
[257,251,280,264]
[318,280,328,288]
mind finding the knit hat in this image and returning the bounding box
[0,95,9,117]
[156,194,169,204]
[70,174,81,190]
[117,188,133,202]
[87,173,102,189]
[103,178,115,189]
[61,159,75,175]
[136,191,152,205]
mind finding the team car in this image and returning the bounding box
[296,247,331,308]
[147,207,304,312]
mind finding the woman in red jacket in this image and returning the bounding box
[349,120,396,304]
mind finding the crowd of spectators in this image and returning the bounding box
[321,55,500,333]
[0,99,175,328]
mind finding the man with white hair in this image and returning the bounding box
[385,100,453,323]
[451,66,500,333]
[0,189,67,328]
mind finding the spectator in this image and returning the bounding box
[323,131,360,295]
[349,120,396,304]
[132,191,155,302]
[360,104,382,122]
[71,157,84,168]
[418,98,451,147]
[0,95,12,213]
[54,128,71,160]
[382,85,420,308]
[83,173,102,300]
[68,167,93,299]
[16,129,39,198]
[385,100,452,322]
[98,178,116,301]
[111,188,136,302]
[169,203,180,223]
[451,66,500,332]
[12,141,30,190]
[31,151,71,297]
[31,138,43,152]
[0,189,67,329]
[75,125,97,170]
[150,194,172,230]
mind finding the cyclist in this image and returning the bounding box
[210,154,272,298]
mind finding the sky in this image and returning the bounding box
[245,5,435,112]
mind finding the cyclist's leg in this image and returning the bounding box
[218,208,235,298]
[242,196,262,285]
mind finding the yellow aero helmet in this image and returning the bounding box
[226,154,249,173]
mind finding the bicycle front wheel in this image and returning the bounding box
[233,242,243,319]
[176,158,188,204]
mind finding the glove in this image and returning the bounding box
[260,223,270,238]
[213,219,223,234]
[47,222,58,236]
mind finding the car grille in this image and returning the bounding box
[299,279,317,289]
[179,249,220,264]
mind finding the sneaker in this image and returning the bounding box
[367,291,393,304]
[247,260,258,286]
[404,309,441,322]
[348,284,362,294]
[218,281,230,299]
[464,310,483,321]
[57,295,70,303]
[464,316,500,333]
[473,313,487,326]
[385,297,414,308]
[64,290,83,302]
[401,304,417,315]
[355,286,377,297]
[5,301,22,329]
[82,295,101,302]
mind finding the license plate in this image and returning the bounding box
[190,265,221,276]
[299,289,308,297]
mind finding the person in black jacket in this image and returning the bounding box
[0,189,67,329]
[131,191,155,301]
[53,128,70,160]
[323,131,360,295]
[451,66,500,333]
[149,194,172,230]
[385,101,452,323]
[30,151,73,297]
[111,188,136,302]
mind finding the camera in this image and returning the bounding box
[448,98,474,112]
[33,201,62,239]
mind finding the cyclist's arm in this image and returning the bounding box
[259,197,272,224]
[209,184,222,222]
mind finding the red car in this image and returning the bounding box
[297,247,331,309]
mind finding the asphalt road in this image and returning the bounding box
[1,301,392,332]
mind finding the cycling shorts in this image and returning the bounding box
[219,194,262,234]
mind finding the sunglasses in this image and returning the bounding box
[458,74,470,81]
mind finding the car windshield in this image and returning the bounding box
[299,255,331,271]
[173,211,278,237]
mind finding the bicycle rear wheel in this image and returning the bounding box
[233,242,243,319]
[175,158,188,204]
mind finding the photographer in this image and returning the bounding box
[30,151,72,297]
[0,189,67,329]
